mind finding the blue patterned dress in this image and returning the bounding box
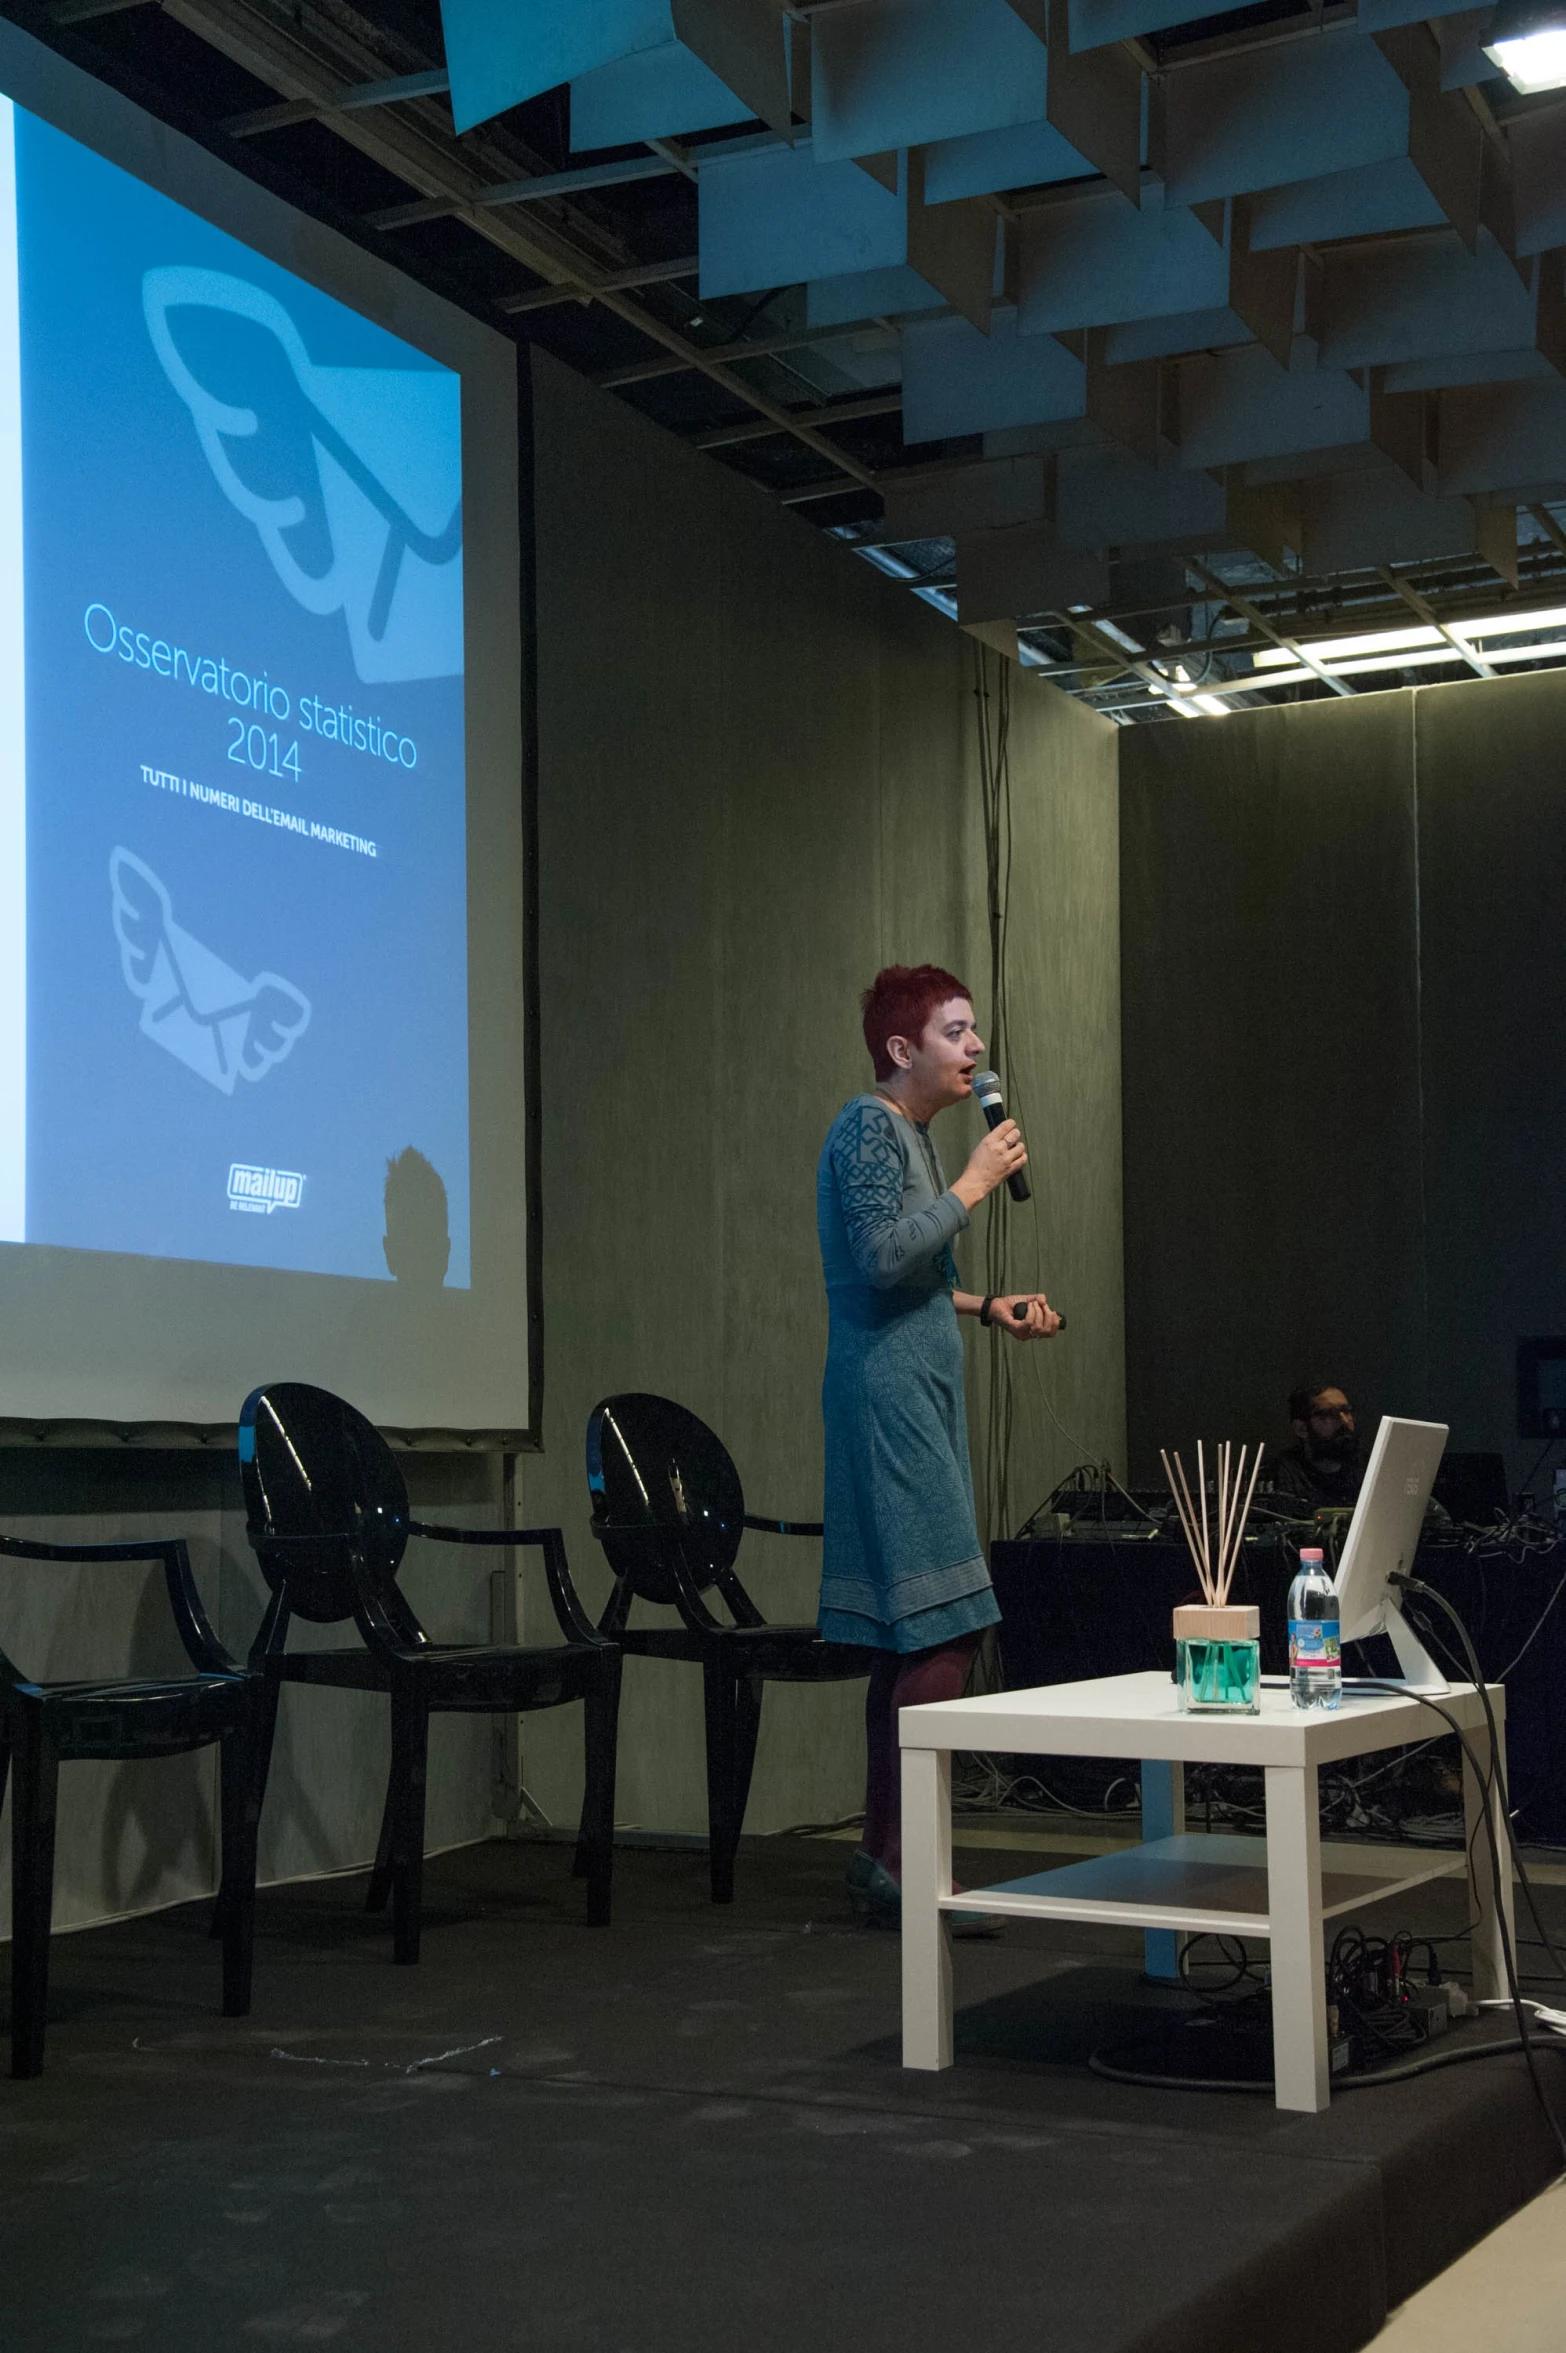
[816,1093,1000,1653]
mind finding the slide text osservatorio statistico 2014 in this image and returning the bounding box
[82,598,422,777]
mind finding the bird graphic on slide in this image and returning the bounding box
[142,266,463,686]
[110,847,311,1095]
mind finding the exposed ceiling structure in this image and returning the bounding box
[18,0,1566,721]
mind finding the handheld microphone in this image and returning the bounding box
[1010,1301,1067,1331]
[972,1070,1031,1204]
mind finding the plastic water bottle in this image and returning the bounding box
[1289,1547,1342,1713]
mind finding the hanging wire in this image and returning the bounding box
[972,641,1017,1546]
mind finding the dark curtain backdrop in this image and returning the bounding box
[1120,670,1566,1493]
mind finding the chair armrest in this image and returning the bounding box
[407,1519,612,1648]
[742,1514,824,1538]
[0,1530,239,1677]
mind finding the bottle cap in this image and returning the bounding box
[1299,1547,1325,1562]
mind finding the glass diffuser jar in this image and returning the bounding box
[1173,1603,1261,1714]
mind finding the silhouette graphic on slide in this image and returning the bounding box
[110,847,311,1094]
[383,1146,450,1290]
[142,265,463,685]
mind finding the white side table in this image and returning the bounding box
[899,1672,1510,2113]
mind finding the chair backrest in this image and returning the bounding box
[586,1393,744,1606]
[240,1382,410,1625]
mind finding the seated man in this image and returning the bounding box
[1269,1382,1363,1509]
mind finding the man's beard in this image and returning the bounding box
[1309,1426,1359,1468]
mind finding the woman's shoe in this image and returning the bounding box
[845,1851,1003,1937]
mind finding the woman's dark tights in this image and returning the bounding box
[861,1634,981,1882]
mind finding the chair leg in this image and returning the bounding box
[576,1655,622,1928]
[213,1676,279,1942]
[11,1722,59,2079]
[387,1687,430,1966]
[732,1673,764,1840]
[702,1662,743,1905]
[365,1762,396,1915]
[217,1723,258,2018]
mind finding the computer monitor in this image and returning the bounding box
[1332,1415,1450,1694]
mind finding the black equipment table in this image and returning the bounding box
[990,1528,1566,1842]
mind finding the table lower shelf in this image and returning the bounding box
[935,1832,1465,1939]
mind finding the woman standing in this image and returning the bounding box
[818,964,1059,1927]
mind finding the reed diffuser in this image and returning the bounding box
[1160,1441,1265,1713]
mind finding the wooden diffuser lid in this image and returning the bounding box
[1173,1603,1260,1642]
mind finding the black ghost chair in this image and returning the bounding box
[240,1381,621,1962]
[0,1529,258,2077]
[584,1392,867,1903]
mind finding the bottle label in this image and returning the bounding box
[1290,1618,1340,1670]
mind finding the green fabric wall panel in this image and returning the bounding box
[1119,694,1426,1481]
[1415,671,1566,1489]
[526,350,1122,1835]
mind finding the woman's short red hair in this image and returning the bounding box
[861,964,973,1081]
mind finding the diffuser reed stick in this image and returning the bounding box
[1161,1442,1266,1602]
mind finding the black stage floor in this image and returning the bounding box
[4,1831,1564,2353]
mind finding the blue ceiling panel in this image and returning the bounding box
[1054,447,1227,547]
[1381,348,1555,393]
[1248,157,1446,251]
[1163,31,1408,206]
[1358,0,1481,27]
[1438,15,1503,88]
[1512,113,1566,258]
[901,305,1085,441]
[1300,470,1483,569]
[811,0,1050,162]
[699,141,907,298]
[439,0,671,133]
[1017,184,1228,332]
[571,38,749,148]
[1438,380,1566,496]
[1100,307,1252,362]
[922,116,1088,204]
[1318,231,1538,370]
[1067,0,1206,53]
[805,266,946,326]
[1177,341,1369,467]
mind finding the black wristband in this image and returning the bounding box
[979,1295,995,1327]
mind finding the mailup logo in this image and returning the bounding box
[110,849,311,1095]
[142,267,462,685]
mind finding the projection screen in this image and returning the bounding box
[0,21,532,1435]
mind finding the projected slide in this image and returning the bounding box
[0,98,471,1286]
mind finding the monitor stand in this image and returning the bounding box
[1372,1602,1449,1697]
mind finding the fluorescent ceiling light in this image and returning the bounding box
[1486,30,1566,87]
[1254,624,1439,669]
[1484,0,1566,89]
[1451,603,1566,638]
[1245,638,1566,695]
[858,545,919,580]
[1095,619,1145,654]
[1249,646,1456,686]
[911,583,957,617]
[1487,636,1566,664]
[1147,676,1230,717]
[1247,606,1566,677]
[1330,646,1464,678]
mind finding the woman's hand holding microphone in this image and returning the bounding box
[951,1119,1027,1212]
[950,1123,1063,1338]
